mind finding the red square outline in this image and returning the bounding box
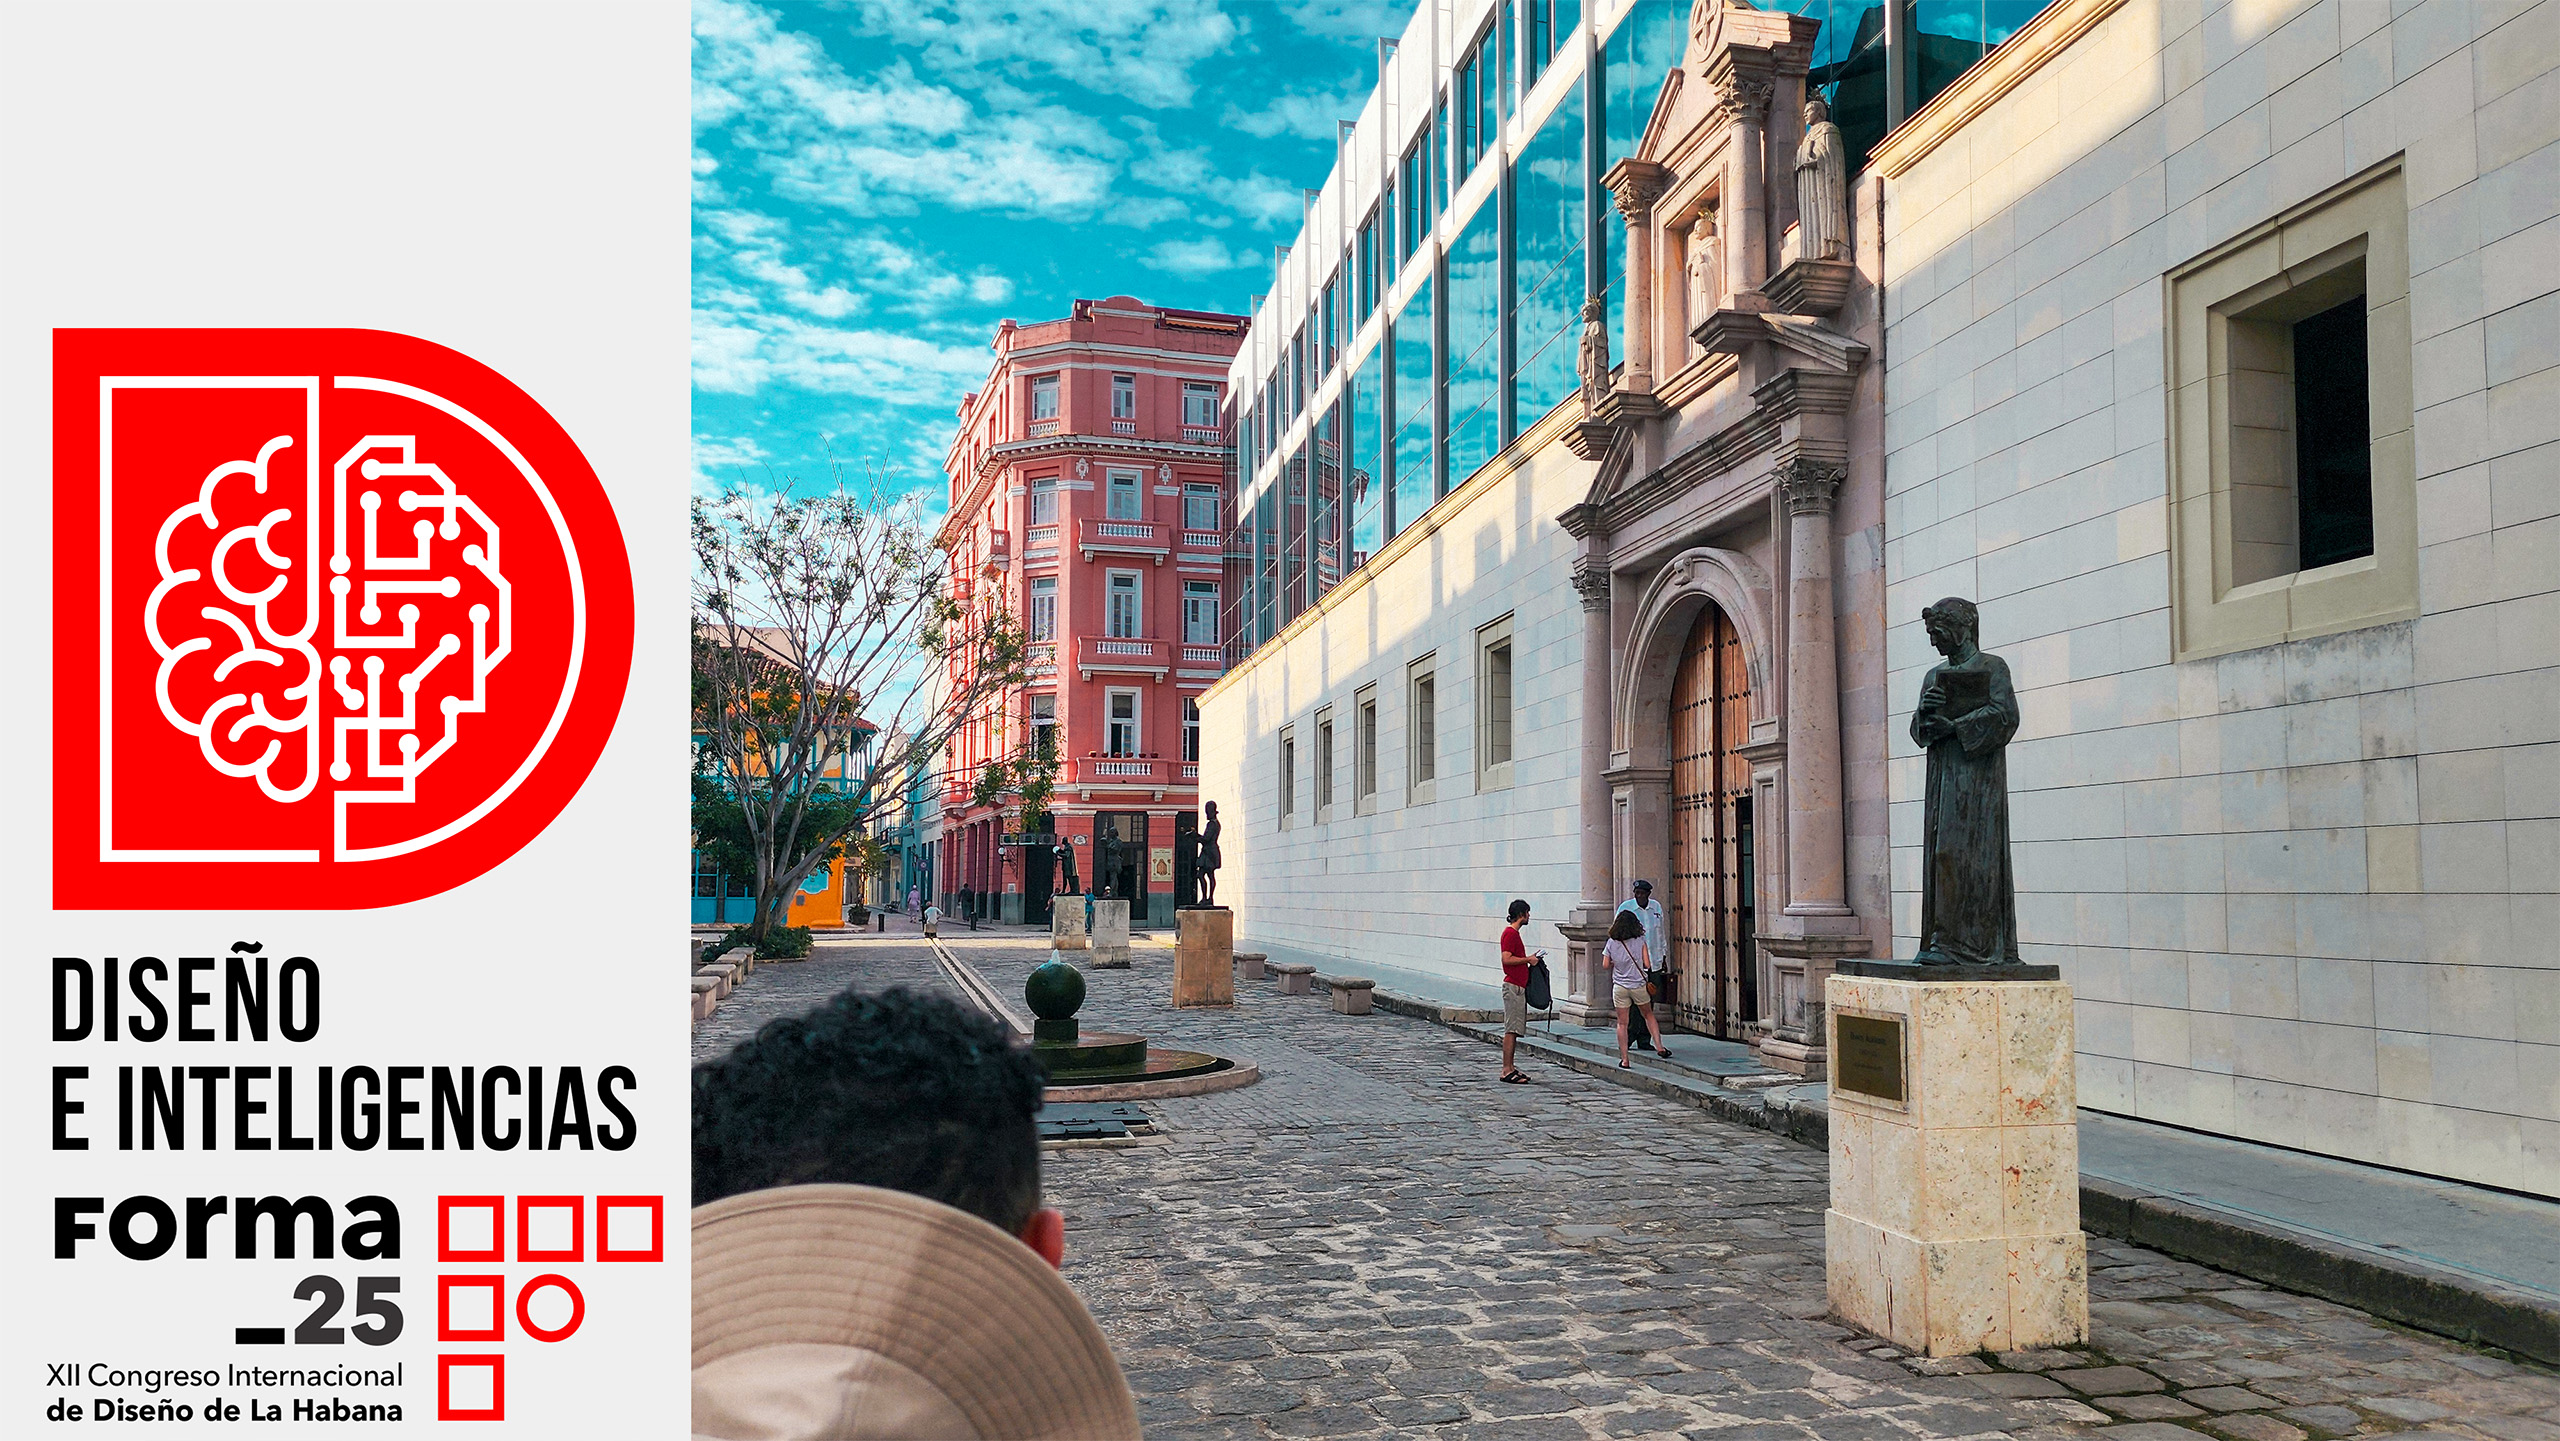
[595,1195,665,1262]
[437,1353,505,1422]
[516,1194,584,1262]
[436,1274,506,1342]
[438,1196,505,1263]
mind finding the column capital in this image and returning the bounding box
[1718,72,1776,123]
[1777,455,1846,516]
[1571,564,1613,613]
[1604,158,1670,220]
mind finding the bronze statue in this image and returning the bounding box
[1195,800,1223,908]
[1052,837,1079,901]
[1909,597,2022,966]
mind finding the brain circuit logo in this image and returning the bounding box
[53,330,634,909]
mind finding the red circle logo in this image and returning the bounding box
[54,329,635,909]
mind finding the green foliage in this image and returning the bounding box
[720,924,812,960]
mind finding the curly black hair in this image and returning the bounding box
[692,987,1049,1231]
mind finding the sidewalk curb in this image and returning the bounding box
[2079,1174,2560,1365]
[1392,989,2559,1365]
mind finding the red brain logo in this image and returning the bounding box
[56,331,634,908]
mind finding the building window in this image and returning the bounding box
[1028,576,1057,641]
[1278,726,1296,827]
[1291,328,1307,415]
[1107,570,1141,638]
[1183,580,1218,644]
[1105,688,1140,755]
[1477,616,1513,788]
[1315,707,1335,816]
[1182,697,1200,763]
[1408,658,1437,801]
[1357,214,1378,317]
[1111,373,1136,420]
[1029,692,1057,759]
[2167,162,2414,661]
[1029,474,1058,526]
[1030,374,1058,421]
[1400,140,1426,260]
[1182,382,1218,427]
[1320,281,1337,372]
[1107,467,1142,520]
[1183,482,1219,532]
[1355,686,1378,811]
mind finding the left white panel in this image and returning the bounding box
[0,3,692,1435]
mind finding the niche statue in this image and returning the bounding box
[1794,97,1849,263]
[1909,597,2022,966]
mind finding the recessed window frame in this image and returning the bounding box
[1182,579,1219,644]
[1183,482,1219,532]
[1354,684,1379,815]
[1314,705,1336,822]
[1027,575,1057,641]
[1477,614,1514,792]
[1181,696,1201,763]
[1105,568,1142,638]
[1030,373,1059,421]
[1407,655,1438,805]
[1181,381,1219,428]
[1106,467,1144,520]
[1105,686,1141,756]
[1277,724,1297,830]
[2166,160,2415,662]
[1110,372,1137,420]
[1028,473,1059,526]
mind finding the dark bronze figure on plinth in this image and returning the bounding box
[1194,801,1223,908]
[1910,596,2023,967]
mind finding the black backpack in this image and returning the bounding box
[1523,958,1552,1011]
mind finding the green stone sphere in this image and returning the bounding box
[1025,959,1086,1021]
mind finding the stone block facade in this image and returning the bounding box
[1875,0,2558,1193]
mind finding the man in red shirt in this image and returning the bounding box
[1498,898,1539,1082]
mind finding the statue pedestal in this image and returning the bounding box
[1823,972,2086,1357]
[1051,904,1088,953]
[1173,908,1233,1008]
[1090,899,1131,969]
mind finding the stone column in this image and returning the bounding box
[1779,457,1853,920]
[1558,560,1619,1027]
[1608,164,1667,392]
[1722,74,1774,298]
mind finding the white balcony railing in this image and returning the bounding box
[1180,530,1220,550]
[1182,426,1222,444]
[1029,419,1060,437]
[1111,420,1137,435]
[1181,645,1222,665]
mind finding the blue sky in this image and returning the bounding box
[691,0,1407,507]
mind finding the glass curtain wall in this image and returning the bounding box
[1445,196,1502,491]
[1252,482,1279,644]
[1312,401,1342,601]
[1282,439,1309,622]
[1603,0,1684,345]
[1347,342,1385,572]
[1511,83,1585,433]
[1389,266,1436,538]
[1904,0,2043,115]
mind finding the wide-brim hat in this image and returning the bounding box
[693,1184,1140,1441]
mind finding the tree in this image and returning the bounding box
[693,465,1025,944]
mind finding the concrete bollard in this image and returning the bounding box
[1328,977,1376,1015]
[1270,962,1315,996]
[1234,951,1267,981]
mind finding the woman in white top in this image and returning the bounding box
[1605,910,1671,1067]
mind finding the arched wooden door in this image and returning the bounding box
[1668,604,1755,1038]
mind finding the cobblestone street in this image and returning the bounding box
[696,936,2560,1441]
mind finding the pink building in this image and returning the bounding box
[936,296,1247,927]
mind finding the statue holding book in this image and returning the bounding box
[1909,597,2023,966]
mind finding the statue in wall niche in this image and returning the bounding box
[1794,96,1850,263]
[1576,296,1611,415]
[1909,596,2023,967]
[1686,208,1720,333]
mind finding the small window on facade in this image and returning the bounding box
[1356,690,1377,803]
[1478,619,1513,783]
[1029,474,1058,526]
[1183,580,1218,644]
[1028,576,1057,641]
[1278,728,1296,824]
[1320,281,1337,371]
[1410,666,1437,788]
[1400,141,1425,260]
[1111,373,1136,420]
[1029,692,1057,758]
[1108,468,1142,520]
[1357,216,1378,316]
[1106,689,1140,756]
[1107,571,1141,638]
[1182,382,1218,427]
[2292,296,2375,571]
[1030,374,1058,420]
[1183,483,1219,532]
[1315,710,1335,812]
[1182,697,1200,763]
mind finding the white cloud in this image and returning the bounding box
[1279,0,1413,40]
[969,274,1013,303]
[844,0,1242,110]
[1145,237,1255,275]
[1222,80,1370,142]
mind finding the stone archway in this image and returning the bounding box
[1615,545,1777,766]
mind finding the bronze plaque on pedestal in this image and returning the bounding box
[1835,1014,1905,1102]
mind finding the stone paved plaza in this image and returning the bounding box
[693,936,2560,1441]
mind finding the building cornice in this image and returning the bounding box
[1866,0,2130,179]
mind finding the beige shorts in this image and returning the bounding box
[1501,982,1528,1035]
[1613,985,1650,1009]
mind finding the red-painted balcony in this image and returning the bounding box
[1075,634,1168,680]
[1071,753,1163,786]
[1077,516,1170,564]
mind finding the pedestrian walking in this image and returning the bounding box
[907,885,920,915]
[1616,879,1669,1051]
[1605,910,1671,1066]
[922,902,941,939]
[961,882,978,931]
[1497,899,1542,1083]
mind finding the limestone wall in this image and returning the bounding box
[1196,419,1593,988]
[1878,0,2558,1193]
